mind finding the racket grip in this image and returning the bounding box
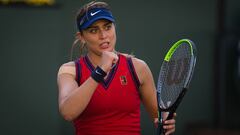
[156,120,163,135]
[166,111,174,120]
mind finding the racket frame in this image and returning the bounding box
[156,39,197,134]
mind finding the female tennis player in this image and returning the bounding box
[57,1,176,135]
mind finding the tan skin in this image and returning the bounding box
[57,19,176,135]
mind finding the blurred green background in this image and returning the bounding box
[0,0,239,135]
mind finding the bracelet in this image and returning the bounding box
[91,66,107,83]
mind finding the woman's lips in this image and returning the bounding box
[100,42,110,49]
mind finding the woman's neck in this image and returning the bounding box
[87,52,101,67]
[86,50,118,67]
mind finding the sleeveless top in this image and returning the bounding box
[73,54,141,135]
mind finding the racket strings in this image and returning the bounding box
[158,43,193,109]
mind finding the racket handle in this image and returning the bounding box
[166,111,174,120]
[156,120,164,135]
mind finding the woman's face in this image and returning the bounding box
[80,19,117,56]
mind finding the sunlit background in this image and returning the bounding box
[0,0,239,134]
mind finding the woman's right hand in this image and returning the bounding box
[99,51,118,73]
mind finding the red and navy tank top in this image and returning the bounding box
[73,54,141,135]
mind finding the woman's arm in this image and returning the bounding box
[131,58,158,120]
[132,57,176,135]
[57,62,99,121]
[57,51,118,121]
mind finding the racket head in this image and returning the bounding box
[157,39,197,112]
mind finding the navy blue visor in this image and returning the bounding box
[77,7,115,31]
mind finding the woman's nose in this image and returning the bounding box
[99,29,107,39]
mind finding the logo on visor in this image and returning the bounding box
[90,10,101,16]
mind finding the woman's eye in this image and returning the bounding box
[88,28,98,33]
[105,24,112,30]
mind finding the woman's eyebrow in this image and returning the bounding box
[103,22,112,26]
[86,25,98,29]
[86,21,112,29]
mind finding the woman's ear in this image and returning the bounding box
[76,32,85,44]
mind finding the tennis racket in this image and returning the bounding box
[156,39,197,135]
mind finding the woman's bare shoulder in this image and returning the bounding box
[126,55,150,84]
[130,56,148,69]
[121,53,146,66]
[58,61,76,76]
